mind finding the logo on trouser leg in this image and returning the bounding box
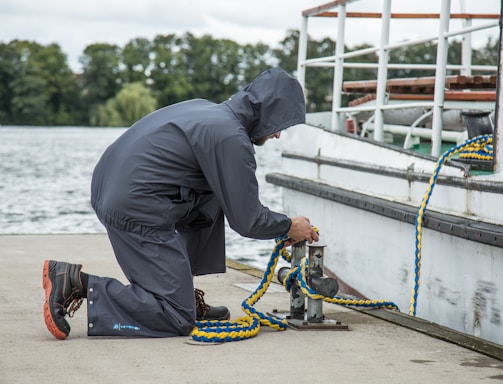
[113,323,141,331]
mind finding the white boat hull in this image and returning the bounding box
[270,123,503,345]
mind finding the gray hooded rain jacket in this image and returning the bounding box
[87,68,305,337]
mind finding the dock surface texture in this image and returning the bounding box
[1,234,502,384]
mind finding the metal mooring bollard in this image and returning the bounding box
[277,240,306,319]
[274,242,348,330]
[307,245,325,323]
[289,241,306,320]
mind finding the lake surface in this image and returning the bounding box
[0,126,288,270]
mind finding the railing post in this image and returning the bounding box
[461,17,472,76]
[431,0,451,157]
[373,0,392,142]
[331,3,347,132]
[297,15,308,89]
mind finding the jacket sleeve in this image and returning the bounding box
[197,133,291,239]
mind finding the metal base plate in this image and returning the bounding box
[268,310,350,331]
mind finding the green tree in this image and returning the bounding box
[150,34,192,107]
[0,42,19,123]
[150,33,244,105]
[180,33,242,102]
[0,31,498,126]
[93,82,157,126]
[275,30,339,112]
[473,37,499,70]
[240,42,276,84]
[7,40,50,125]
[305,37,339,112]
[388,41,437,78]
[9,68,49,125]
[1,40,79,125]
[122,37,152,84]
[80,43,122,125]
[34,43,81,125]
[274,29,299,75]
[344,42,378,81]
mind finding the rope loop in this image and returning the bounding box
[191,317,260,342]
[284,256,399,311]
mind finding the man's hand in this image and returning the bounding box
[285,216,319,247]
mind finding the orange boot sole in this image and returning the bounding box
[42,260,68,340]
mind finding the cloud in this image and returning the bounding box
[0,0,499,72]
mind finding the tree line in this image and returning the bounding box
[0,30,498,127]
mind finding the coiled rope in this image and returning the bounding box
[409,134,493,316]
[191,235,289,342]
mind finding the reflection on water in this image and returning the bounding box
[0,126,287,270]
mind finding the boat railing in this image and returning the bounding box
[302,20,498,71]
[296,0,500,158]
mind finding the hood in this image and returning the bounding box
[223,68,306,142]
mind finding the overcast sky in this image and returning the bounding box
[0,0,499,73]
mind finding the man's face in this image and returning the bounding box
[253,131,281,146]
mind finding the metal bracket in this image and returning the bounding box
[269,309,349,331]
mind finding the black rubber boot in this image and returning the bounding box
[195,288,230,321]
[42,260,85,339]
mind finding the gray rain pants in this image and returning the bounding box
[86,196,226,337]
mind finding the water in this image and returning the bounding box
[0,126,287,270]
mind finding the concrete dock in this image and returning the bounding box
[1,234,502,383]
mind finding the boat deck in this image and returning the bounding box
[1,234,502,383]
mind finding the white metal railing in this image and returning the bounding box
[303,21,499,66]
[296,0,500,159]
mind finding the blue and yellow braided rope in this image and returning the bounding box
[191,235,290,342]
[191,316,260,342]
[409,134,493,316]
[282,255,399,310]
[240,237,289,331]
[459,136,493,161]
